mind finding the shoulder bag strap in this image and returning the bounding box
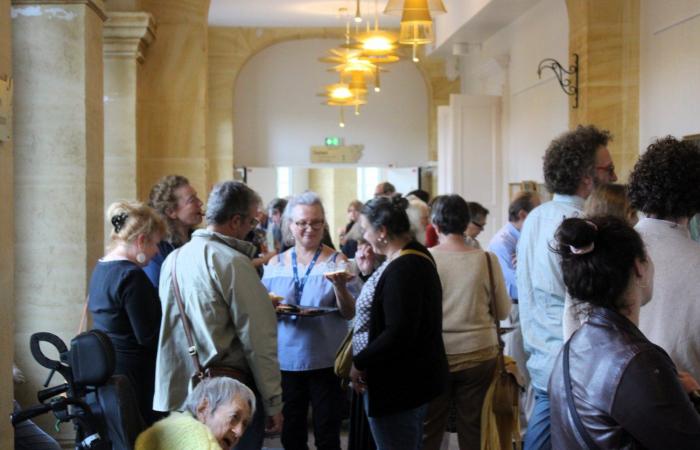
[170,248,205,377]
[398,248,436,267]
[563,340,600,450]
[485,252,504,346]
[77,295,89,334]
[484,252,505,364]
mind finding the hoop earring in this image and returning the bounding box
[136,252,147,264]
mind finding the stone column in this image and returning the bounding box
[0,0,14,446]
[11,0,105,444]
[567,0,640,180]
[103,11,155,233]
[138,0,210,199]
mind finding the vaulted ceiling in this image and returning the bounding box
[208,0,401,27]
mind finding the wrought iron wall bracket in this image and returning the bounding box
[537,53,579,108]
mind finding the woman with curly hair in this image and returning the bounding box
[629,136,700,380]
[143,175,203,287]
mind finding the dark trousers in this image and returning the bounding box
[423,358,497,450]
[348,389,376,450]
[281,368,343,450]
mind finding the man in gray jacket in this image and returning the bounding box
[154,181,283,449]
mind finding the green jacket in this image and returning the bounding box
[153,229,282,416]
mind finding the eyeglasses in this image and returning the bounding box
[595,164,616,176]
[471,221,485,231]
[294,220,325,230]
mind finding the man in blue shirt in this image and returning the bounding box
[516,125,617,450]
[489,191,540,433]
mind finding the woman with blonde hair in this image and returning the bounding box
[88,201,167,425]
[564,184,638,339]
[584,183,638,224]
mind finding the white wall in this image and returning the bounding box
[234,38,429,167]
[438,0,568,242]
[640,0,700,150]
[472,0,569,186]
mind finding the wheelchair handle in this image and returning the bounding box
[37,383,69,403]
[30,332,68,371]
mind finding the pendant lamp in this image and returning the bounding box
[384,0,447,62]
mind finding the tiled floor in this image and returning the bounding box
[262,431,462,449]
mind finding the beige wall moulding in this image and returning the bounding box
[104,12,156,63]
[11,0,107,21]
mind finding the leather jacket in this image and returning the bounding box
[550,307,700,449]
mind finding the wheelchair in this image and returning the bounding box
[11,330,145,450]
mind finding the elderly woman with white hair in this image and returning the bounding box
[136,377,255,450]
[262,191,359,450]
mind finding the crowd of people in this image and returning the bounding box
[14,125,700,450]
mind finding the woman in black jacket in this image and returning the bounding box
[350,196,448,450]
[549,216,700,449]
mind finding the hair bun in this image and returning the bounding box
[111,212,128,233]
[556,218,598,256]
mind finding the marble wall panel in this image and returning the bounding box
[12,2,105,443]
[0,0,14,446]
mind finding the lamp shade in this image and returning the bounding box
[383,0,447,16]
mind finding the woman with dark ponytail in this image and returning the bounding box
[350,195,448,450]
[549,216,700,449]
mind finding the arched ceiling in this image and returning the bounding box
[209,0,401,27]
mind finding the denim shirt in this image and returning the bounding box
[488,222,520,301]
[516,194,584,391]
[262,253,361,371]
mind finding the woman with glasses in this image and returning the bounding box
[262,191,359,450]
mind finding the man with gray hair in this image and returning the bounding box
[154,181,283,450]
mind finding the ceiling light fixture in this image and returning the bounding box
[384,0,447,62]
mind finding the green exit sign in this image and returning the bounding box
[325,136,342,146]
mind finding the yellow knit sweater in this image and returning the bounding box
[135,412,222,450]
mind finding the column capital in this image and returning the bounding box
[12,0,107,21]
[103,12,156,63]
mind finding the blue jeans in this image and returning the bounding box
[13,400,61,450]
[524,389,551,450]
[363,393,427,450]
[234,391,265,450]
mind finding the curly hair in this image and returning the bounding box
[147,175,190,243]
[543,125,612,195]
[628,136,700,219]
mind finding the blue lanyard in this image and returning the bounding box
[291,246,322,305]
